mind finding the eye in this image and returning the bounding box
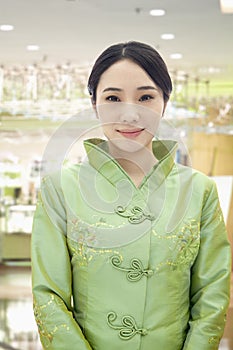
[106,95,121,102]
[139,94,154,102]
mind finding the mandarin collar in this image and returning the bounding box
[83,138,178,190]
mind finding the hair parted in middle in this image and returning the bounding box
[87,41,172,105]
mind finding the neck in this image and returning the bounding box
[108,141,157,186]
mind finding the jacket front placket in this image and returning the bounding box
[76,139,177,349]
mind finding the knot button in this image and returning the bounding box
[140,328,148,336]
[145,269,154,277]
[115,205,155,224]
[107,312,148,340]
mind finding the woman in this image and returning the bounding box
[31,41,231,350]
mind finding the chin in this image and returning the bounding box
[110,138,145,154]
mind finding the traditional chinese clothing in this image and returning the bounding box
[31,138,231,350]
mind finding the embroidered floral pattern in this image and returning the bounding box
[107,312,147,340]
[110,255,153,282]
[151,220,200,271]
[68,239,90,267]
[68,218,98,246]
[212,205,224,223]
[33,294,69,348]
[154,260,178,272]
[208,336,220,344]
[68,237,121,267]
[115,205,155,224]
[175,220,200,264]
[67,214,118,247]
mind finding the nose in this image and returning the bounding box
[119,104,140,123]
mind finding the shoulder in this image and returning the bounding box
[174,163,218,197]
[40,163,81,193]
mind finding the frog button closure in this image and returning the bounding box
[110,255,154,282]
[115,205,155,224]
[107,312,148,340]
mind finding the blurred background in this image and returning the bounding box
[0,0,232,349]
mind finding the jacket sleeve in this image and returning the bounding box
[183,179,231,350]
[31,175,92,350]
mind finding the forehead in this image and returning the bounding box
[97,59,156,88]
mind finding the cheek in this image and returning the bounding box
[144,120,160,137]
[153,98,165,112]
[141,107,162,133]
[97,104,120,124]
[101,124,115,138]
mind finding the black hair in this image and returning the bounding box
[87,41,172,104]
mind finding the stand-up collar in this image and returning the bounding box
[83,138,178,190]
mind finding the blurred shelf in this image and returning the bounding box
[0,115,99,131]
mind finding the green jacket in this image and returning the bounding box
[31,138,231,350]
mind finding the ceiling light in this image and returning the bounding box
[27,45,40,51]
[219,0,233,13]
[161,33,175,40]
[170,53,183,60]
[0,24,14,31]
[150,9,166,16]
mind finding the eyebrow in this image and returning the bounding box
[102,86,157,93]
[137,86,158,91]
[102,87,122,93]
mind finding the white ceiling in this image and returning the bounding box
[0,0,233,82]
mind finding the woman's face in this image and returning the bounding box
[95,59,165,153]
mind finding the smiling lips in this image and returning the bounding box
[117,128,145,138]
